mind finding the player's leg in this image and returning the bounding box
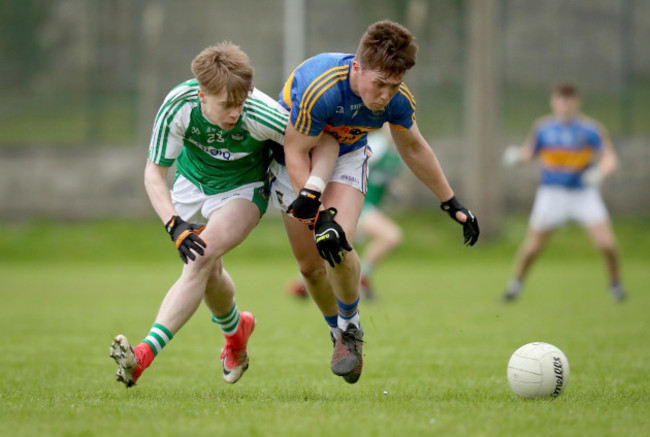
[112,196,260,387]
[271,149,366,382]
[270,159,339,336]
[357,207,403,299]
[503,187,563,302]
[584,220,625,301]
[576,188,625,301]
[281,212,339,335]
[111,247,219,387]
[155,199,259,331]
[321,181,365,311]
[585,220,620,280]
[502,226,554,301]
[512,226,553,282]
[199,198,261,383]
[204,265,257,384]
[321,181,366,382]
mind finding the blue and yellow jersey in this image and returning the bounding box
[532,115,604,189]
[279,53,416,156]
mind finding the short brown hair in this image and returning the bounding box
[553,82,579,98]
[191,42,253,105]
[356,20,417,77]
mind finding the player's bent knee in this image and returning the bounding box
[298,260,327,281]
[387,226,403,248]
[183,246,223,274]
[596,241,617,255]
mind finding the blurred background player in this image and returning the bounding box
[501,82,626,302]
[356,125,404,300]
[109,42,337,388]
[287,124,404,301]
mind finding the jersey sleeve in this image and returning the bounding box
[386,84,416,131]
[148,100,192,167]
[289,67,346,137]
[243,88,289,144]
[588,118,606,151]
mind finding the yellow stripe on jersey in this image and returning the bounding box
[399,84,416,110]
[281,58,310,110]
[296,65,349,134]
[398,84,417,125]
[388,122,409,132]
[303,71,348,133]
[281,70,297,109]
[539,148,594,171]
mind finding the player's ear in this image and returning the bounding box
[197,88,206,103]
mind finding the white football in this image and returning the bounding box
[507,342,570,399]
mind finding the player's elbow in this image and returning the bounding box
[144,160,167,188]
[396,140,426,162]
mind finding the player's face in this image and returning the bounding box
[198,88,245,131]
[550,94,580,122]
[353,62,403,113]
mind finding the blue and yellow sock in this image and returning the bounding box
[337,296,360,330]
[324,314,338,339]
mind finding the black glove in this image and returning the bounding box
[314,208,353,267]
[165,215,207,263]
[440,196,480,246]
[286,188,321,228]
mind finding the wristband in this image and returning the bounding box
[305,176,326,193]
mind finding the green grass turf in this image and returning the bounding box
[1,214,648,436]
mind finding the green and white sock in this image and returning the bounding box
[143,323,174,357]
[211,303,241,336]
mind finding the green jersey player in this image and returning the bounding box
[109,42,337,388]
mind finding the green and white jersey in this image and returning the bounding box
[148,79,288,195]
[364,130,403,207]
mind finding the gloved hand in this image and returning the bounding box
[440,196,480,246]
[581,166,602,188]
[287,188,321,228]
[314,208,352,267]
[165,215,207,263]
[502,144,522,168]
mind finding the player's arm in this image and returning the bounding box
[595,129,618,178]
[582,125,618,187]
[144,159,177,224]
[310,133,339,189]
[502,130,536,167]
[519,131,537,164]
[144,159,206,264]
[284,121,337,193]
[284,121,339,226]
[389,122,454,202]
[245,88,339,191]
[390,122,479,246]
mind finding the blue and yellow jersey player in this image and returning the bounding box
[533,112,604,189]
[501,82,626,302]
[269,20,480,385]
[279,52,416,156]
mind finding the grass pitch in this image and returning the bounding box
[1,214,648,436]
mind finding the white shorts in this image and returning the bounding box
[529,186,609,231]
[268,147,369,210]
[170,174,268,225]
